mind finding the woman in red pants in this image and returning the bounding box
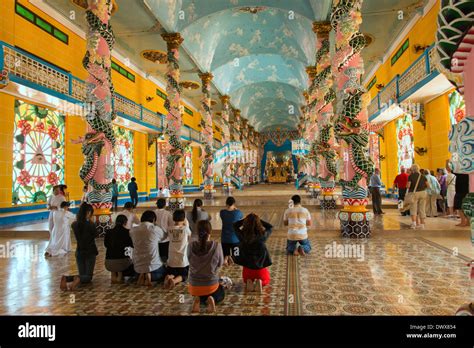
[233,213,273,292]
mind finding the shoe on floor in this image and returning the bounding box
[417,224,425,230]
[410,223,417,229]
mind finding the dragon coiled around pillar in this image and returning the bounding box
[80,0,116,196]
[316,124,338,182]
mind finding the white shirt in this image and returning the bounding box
[121,210,140,230]
[284,205,311,241]
[446,173,456,193]
[154,208,174,243]
[167,225,192,268]
[129,222,166,273]
[48,194,65,209]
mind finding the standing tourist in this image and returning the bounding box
[446,166,457,218]
[369,168,384,215]
[393,168,409,216]
[425,169,441,217]
[453,171,470,227]
[127,177,139,208]
[406,165,429,229]
[436,169,448,215]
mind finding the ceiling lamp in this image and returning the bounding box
[71,0,118,14]
[179,81,200,90]
[141,50,167,64]
[238,6,267,14]
[363,33,374,47]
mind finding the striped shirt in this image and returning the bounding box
[284,205,311,240]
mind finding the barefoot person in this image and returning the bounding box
[60,203,98,291]
[188,220,225,313]
[45,201,74,257]
[233,213,273,292]
[46,186,66,253]
[284,195,312,256]
[219,197,243,265]
[164,210,192,289]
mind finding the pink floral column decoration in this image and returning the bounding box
[199,72,215,199]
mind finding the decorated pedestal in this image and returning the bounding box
[319,188,338,209]
[307,182,321,198]
[91,204,113,236]
[337,199,374,238]
[168,192,185,211]
[222,182,233,196]
[203,184,215,200]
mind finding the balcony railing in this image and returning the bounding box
[1,41,168,133]
[368,44,439,121]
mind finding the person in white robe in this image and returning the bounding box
[45,201,75,257]
[47,186,66,233]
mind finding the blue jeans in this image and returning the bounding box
[76,253,96,283]
[150,265,167,282]
[287,239,311,254]
[111,195,118,210]
[130,192,138,208]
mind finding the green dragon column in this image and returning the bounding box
[199,72,215,200]
[220,95,233,195]
[233,109,243,187]
[79,0,117,234]
[313,21,338,209]
[331,0,375,238]
[161,32,185,211]
[436,1,474,315]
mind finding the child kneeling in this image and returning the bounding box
[164,209,192,289]
[233,213,273,292]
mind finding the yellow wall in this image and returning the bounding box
[379,93,452,187]
[366,1,439,98]
[0,94,15,208]
[0,0,225,207]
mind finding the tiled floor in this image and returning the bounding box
[0,184,472,316]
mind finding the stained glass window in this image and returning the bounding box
[396,114,414,172]
[112,125,134,192]
[12,100,65,205]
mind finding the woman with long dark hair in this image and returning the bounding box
[104,214,134,283]
[233,213,273,292]
[187,220,224,313]
[60,203,98,291]
[186,198,211,240]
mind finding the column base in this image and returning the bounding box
[337,211,374,238]
[309,189,320,198]
[222,186,233,196]
[204,191,214,200]
[320,198,337,209]
[90,204,113,237]
[169,196,185,211]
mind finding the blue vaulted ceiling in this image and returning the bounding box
[144,0,332,131]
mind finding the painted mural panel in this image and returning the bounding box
[369,133,380,170]
[396,114,414,172]
[12,100,65,205]
[448,91,465,125]
[112,125,134,192]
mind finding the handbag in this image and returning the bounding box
[401,174,422,211]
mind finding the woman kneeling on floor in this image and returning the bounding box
[188,220,225,313]
[233,213,273,292]
[104,214,135,283]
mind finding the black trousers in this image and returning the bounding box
[398,188,407,202]
[370,187,383,214]
[130,192,138,208]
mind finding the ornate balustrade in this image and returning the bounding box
[368,44,439,121]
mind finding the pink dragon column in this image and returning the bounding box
[199,73,215,200]
[436,0,474,316]
[220,95,233,195]
[79,0,116,234]
[331,0,375,238]
[232,109,243,187]
[313,21,338,209]
[161,32,185,211]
